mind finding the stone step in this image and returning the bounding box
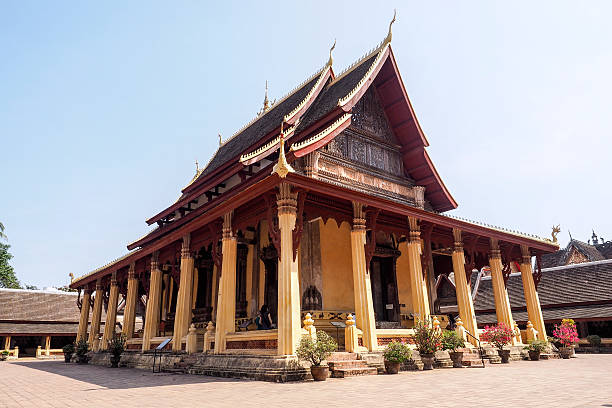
[540,353,560,360]
[327,352,358,362]
[328,360,369,370]
[331,367,378,378]
[162,367,187,374]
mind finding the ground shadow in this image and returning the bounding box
[13,360,242,390]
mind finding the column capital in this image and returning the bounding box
[452,228,463,252]
[111,271,118,286]
[352,201,366,231]
[489,238,501,259]
[276,182,298,216]
[83,287,91,295]
[520,245,531,264]
[95,279,103,291]
[181,234,192,258]
[128,262,136,280]
[408,216,421,242]
[222,211,235,240]
[151,251,160,271]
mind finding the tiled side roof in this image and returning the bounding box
[573,240,605,262]
[198,73,323,178]
[594,241,612,259]
[477,304,612,325]
[0,322,81,335]
[473,259,612,312]
[296,54,378,135]
[0,289,106,323]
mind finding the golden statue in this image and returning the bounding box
[551,225,561,243]
[69,273,74,283]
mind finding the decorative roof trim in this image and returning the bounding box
[218,65,328,150]
[443,214,555,246]
[541,258,612,272]
[283,66,331,124]
[290,113,352,155]
[72,250,142,285]
[338,44,389,107]
[239,123,298,166]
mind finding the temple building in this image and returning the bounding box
[69,19,559,377]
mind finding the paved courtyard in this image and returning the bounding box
[1,355,611,407]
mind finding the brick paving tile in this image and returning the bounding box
[0,355,611,407]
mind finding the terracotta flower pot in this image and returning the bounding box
[449,351,464,368]
[420,353,435,370]
[498,349,511,364]
[528,350,540,361]
[310,365,329,381]
[385,361,401,374]
[559,347,572,359]
[110,355,121,368]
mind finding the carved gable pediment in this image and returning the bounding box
[566,247,588,265]
[351,86,398,144]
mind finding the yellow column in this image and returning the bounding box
[122,263,138,339]
[143,252,163,351]
[489,239,515,335]
[88,280,104,345]
[451,229,479,345]
[520,245,547,341]
[214,212,238,353]
[76,289,91,342]
[173,234,195,351]
[4,336,10,351]
[276,183,302,355]
[350,202,378,352]
[211,264,219,318]
[45,336,51,356]
[407,217,430,321]
[101,272,119,350]
[192,267,199,310]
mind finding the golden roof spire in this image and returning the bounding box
[327,39,336,67]
[272,122,294,178]
[195,159,199,172]
[384,9,397,45]
[258,80,271,116]
[218,133,222,146]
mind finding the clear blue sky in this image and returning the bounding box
[1,1,611,288]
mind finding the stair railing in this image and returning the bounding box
[464,329,486,368]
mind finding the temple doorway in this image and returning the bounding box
[260,245,278,324]
[370,254,400,325]
[193,248,215,325]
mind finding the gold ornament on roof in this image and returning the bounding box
[258,81,271,116]
[69,273,74,283]
[385,9,396,45]
[195,160,199,172]
[551,225,561,243]
[327,39,336,67]
[218,133,222,146]
[272,122,294,179]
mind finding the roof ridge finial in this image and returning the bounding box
[272,122,294,178]
[327,39,336,67]
[218,133,222,146]
[195,159,199,172]
[385,9,397,45]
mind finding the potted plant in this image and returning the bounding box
[296,331,337,381]
[75,339,89,364]
[441,330,465,368]
[383,341,411,374]
[0,350,9,361]
[62,343,75,363]
[553,320,579,359]
[586,335,601,353]
[413,319,441,370]
[480,323,514,363]
[108,335,126,368]
[524,339,547,361]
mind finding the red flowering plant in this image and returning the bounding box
[552,320,579,347]
[480,323,515,351]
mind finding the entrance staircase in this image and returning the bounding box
[327,352,377,378]
[162,354,198,374]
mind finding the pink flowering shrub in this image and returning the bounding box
[480,323,514,350]
[553,320,579,347]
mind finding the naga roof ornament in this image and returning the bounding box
[272,122,295,178]
[327,39,336,67]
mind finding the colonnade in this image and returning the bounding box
[76,184,547,354]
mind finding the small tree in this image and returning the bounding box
[383,341,412,363]
[296,331,337,367]
[587,335,602,348]
[441,330,465,352]
[553,322,579,348]
[75,339,89,364]
[413,319,442,355]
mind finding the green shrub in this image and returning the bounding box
[524,339,548,353]
[108,335,126,358]
[296,331,337,367]
[587,335,602,347]
[383,341,412,363]
[62,343,75,355]
[75,339,89,360]
[441,330,465,352]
